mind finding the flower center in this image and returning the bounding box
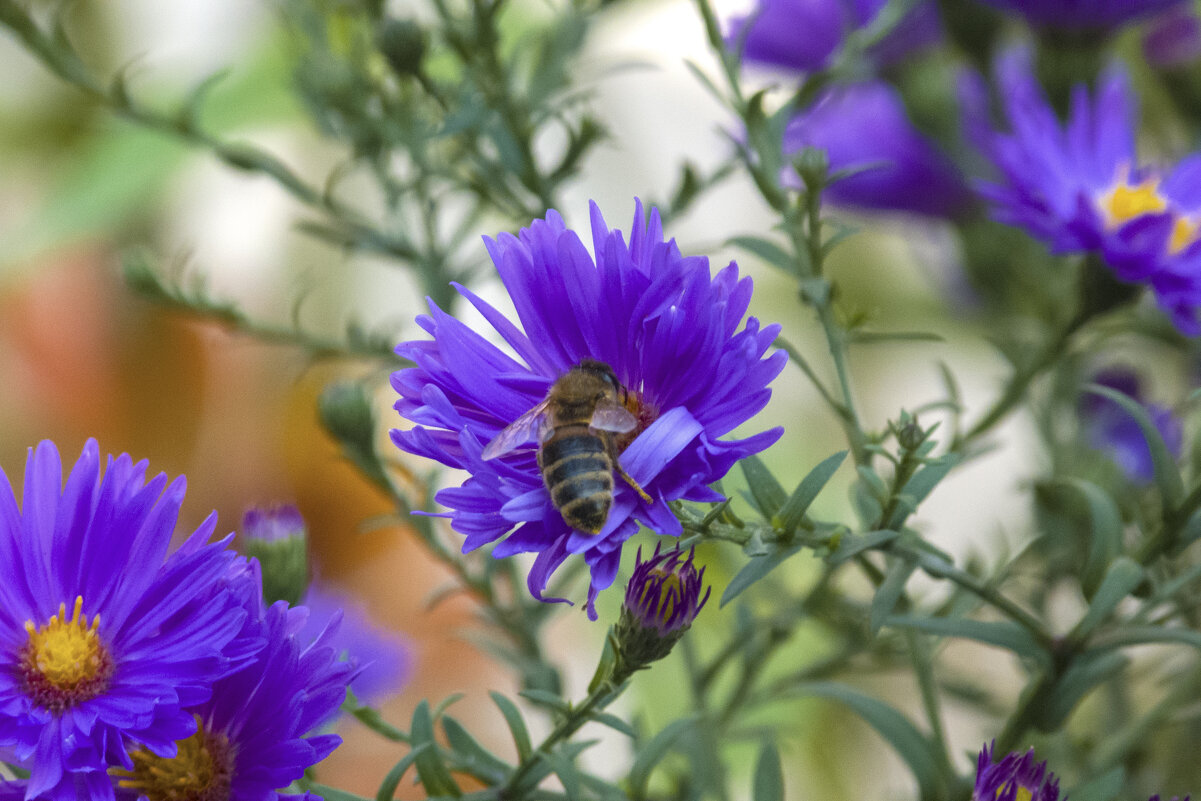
[1099,174,1199,254]
[19,596,114,713]
[616,390,658,452]
[995,785,1033,801]
[112,719,235,801]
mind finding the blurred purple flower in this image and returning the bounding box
[1080,368,1183,483]
[727,0,942,73]
[784,80,971,217]
[975,0,1189,31]
[1143,5,1201,68]
[392,201,784,619]
[972,742,1060,801]
[300,581,411,708]
[963,48,1201,332]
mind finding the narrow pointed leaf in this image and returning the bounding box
[442,715,512,784]
[870,557,916,634]
[721,542,805,607]
[1071,557,1143,640]
[828,529,898,563]
[411,701,461,797]
[753,742,784,801]
[777,450,847,533]
[741,455,787,519]
[886,615,1049,664]
[628,716,698,797]
[791,682,941,800]
[490,691,532,761]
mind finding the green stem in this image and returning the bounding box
[500,672,632,798]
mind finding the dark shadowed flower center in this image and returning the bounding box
[19,596,115,713]
[113,718,235,801]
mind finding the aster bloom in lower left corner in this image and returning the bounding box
[112,599,354,801]
[0,441,253,801]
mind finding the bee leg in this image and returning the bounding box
[614,461,653,504]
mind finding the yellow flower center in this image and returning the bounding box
[112,719,235,801]
[998,785,1033,801]
[19,596,114,712]
[1099,173,1199,254]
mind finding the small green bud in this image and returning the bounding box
[240,505,310,606]
[794,146,830,191]
[319,380,377,454]
[377,19,427,77]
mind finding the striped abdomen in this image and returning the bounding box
[539,423,614,535]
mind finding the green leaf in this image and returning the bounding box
[1090,625,1201,652]
[886,615,1049,665]
[546,750,583,801]
[776,450,847,533]
[856,466,890,505]
[740,455,788,520]
[1035,651,1128,731]
[442,716,512,784]
[589,711,637,737]
[376,744,428,801]
[518,689,570,713]
[721,542,805,607]
[1083,384,1184,508]
[489,692,532,762]
[848,330,945,345]
[1057,479,1124,599]
[791,682,942,800]
[627,716,698,797]
[411,701,461,797]
[752,742,784,801]
[1070,557,1143,640]
[870,557,916,634]
[883,455,957,530]
[827,529,898,564]
[729,235,796,275]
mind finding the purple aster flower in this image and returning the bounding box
[113,599,353,801]
[299,581,411,708]
[0,440,251,801]
[392,201,785,619]
[963,48,1201,333]
[1080,368,1183,483]
[974,0,1189,31]
[727,0,942,73]
[972,742,1060,801]
[783,80,972,217]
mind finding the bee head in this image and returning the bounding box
[576,359,620,393]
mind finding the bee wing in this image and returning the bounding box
[481,400,552,460]
[589,399,638,434]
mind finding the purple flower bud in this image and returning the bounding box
[240,504,309,606]
[614,545,710,668]
[972,742,1060,801]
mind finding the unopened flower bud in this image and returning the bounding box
[241,504,310,606]
[972,742,1059,801]
[614,545,710,670]
[377,18,427,77]
[319,380,376,453]
[793,146,830,191]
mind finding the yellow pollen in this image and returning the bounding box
[113,719,234,801]
[641,568,682,623]
[1102,178,1166,224]
[1171,216,1199,254]
[23,597,106,692]
[996,785,1033,801]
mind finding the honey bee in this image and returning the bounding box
[481,360,653,534]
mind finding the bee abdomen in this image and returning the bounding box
[540,434,614,534]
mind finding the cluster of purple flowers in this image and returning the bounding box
[731,0,1201,333]
[0,442,360,801]
[973,743,1188,801]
